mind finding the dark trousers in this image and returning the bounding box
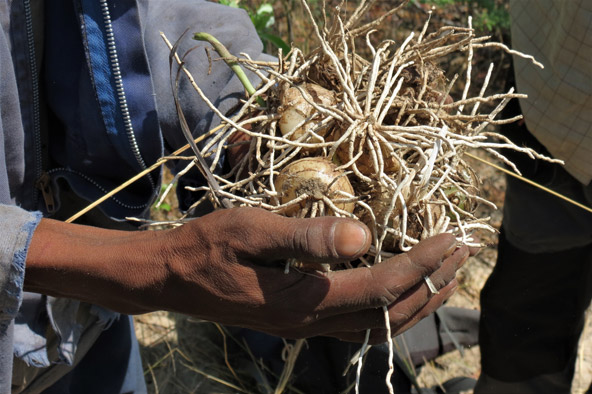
[236,306,480,394]
[477,228,592,393]
[475,97,592,393]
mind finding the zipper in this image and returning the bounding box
[23,0,50,211]
[35,172,56,213]
[99,0,152,185]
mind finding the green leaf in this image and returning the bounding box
[257,3,274,16]
[252,6,275,32]
[218,0,240,8]
[259,32,291,53]
[219,1,288,55]
[159,203,172,212]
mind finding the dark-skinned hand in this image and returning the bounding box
[25,207,468,344]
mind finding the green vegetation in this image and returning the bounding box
[152,183,173,213]
[217,0,510,57]
[219,0,290,53]
[415,0,510,33]
[194,32,267,106]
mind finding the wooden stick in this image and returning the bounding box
[465,152,592,214]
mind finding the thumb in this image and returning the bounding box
[267,214,372,264]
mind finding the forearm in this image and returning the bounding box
[24,218,171,314]
[21,207,464,343]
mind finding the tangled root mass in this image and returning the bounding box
[178,0,558,263]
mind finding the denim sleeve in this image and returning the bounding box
[0,205,42,389]
[0,206,42,328]
[1,11,43,391]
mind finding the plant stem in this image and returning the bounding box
[193,32,266,107]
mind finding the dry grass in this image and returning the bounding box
[136,312,255,393]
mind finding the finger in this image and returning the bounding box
[420,244,469,293]
[310,233,457,316]
[385,279,458,337]
[251,236,463,338]
[323,280,458,344]
[285,246,464,337]
[208,208,371,264]
[404,233,458,269]
[469,245,481,256]
[252,210,372,263]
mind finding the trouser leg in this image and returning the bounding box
[235,307,480,394]
[475,76,592,392]
[42,315,146,394]
[475,230,592,393]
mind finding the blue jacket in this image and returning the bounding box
[0,0,267,391]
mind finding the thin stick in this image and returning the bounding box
[465,152,592,214]
[275,339,305,394]
[178,360,253,393]
[155,160,194,208]
[214,323,245,391]
[383,306,395,394]
[355,329,371,394]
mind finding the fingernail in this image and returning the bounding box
[333,221,368,258]
[437,279,458,297]
[444,242,457,258]
[458,251,470,268]
[469,246,482,257]
[445,283,458,298]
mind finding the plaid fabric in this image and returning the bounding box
[510,0,592,185]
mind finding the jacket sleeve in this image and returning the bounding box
[0,16,43,390]
[0,205,42,336]
[140,0,275,212]
[0,203,42,391]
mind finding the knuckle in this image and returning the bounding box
[364,268,402,307]
[428,275,449,291]
[427,263,457,290]
[403,253,435,276]
[389,310,412,325]
[291,221,311,254]
[292,219,332,259]
[390,252,431,278]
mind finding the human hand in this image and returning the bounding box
[153,207,467,343]
[25,207,467,344]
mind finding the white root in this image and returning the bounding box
[160,0,562,252]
